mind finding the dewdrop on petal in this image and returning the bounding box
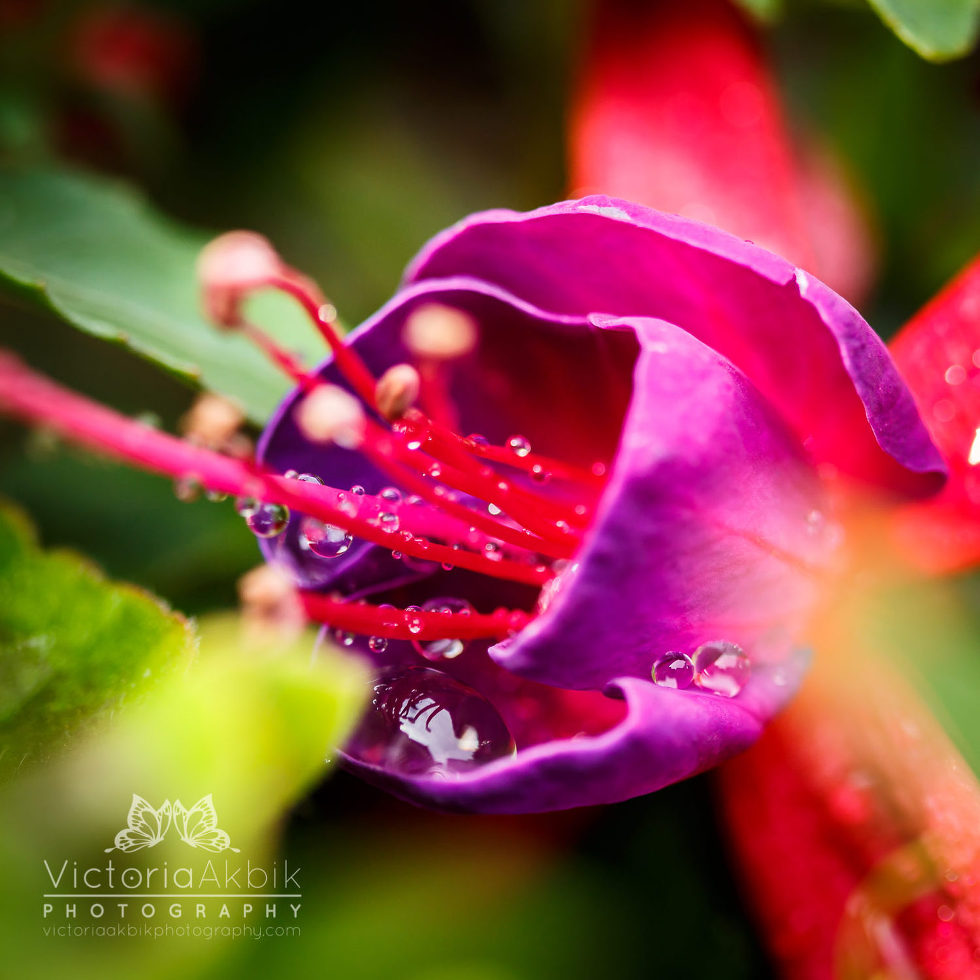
[197,230,283,326]
[403,303,478,360]
[296,384,365,448]
[376,363,421,421]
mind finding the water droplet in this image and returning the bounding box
[351,484,366,496]
[591,461,607,478]
[378,511,400,533]
[507,435,531,457]
[236,495,258,516]
[334,630,355,647]
[293,472,322,485]
[945,364,967,386]
[412,597,473,660]
[175,476,203,502]
[368,635,389,654]
[531,464,550,484]
[205,488,228,503]
[245,502,289,538]
[652,652,695,689]
[378,603,399,629]
[405,605,424,635]
[380,487,402,504]
[467,433,489,447]
[346,666,516,776]
[693,641,750,697]
[488,502,502,516]
[300,517,352,558]
[483,541,502,562]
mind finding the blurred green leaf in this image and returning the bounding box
[0,499,194,778]
[865,0,980,60]
[0,168,320,423]
[0,613,367,980]
[733,0,783,22]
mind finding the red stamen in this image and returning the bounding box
[268,274,378,406]
[351,414,578,559]
[227,269,601,541]
[0,352,550,588]
[300,592,531,641]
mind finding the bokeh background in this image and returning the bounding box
[1,1,979,977]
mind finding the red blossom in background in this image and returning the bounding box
[571,0,980,975]
[570,0,875,303]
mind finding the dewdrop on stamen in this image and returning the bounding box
[376,363,421,420]
[403,303,478,360]
[296,385,366,448]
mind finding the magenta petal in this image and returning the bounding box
[490,316,829,691]
[406,196,944,496]
[338,654,807,814]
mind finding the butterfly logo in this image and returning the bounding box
[104,795,173,853]
[172,794,239,853]
[104,793,238,853]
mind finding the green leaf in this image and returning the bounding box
[866,0,980,60]
[0,500,194,777]
[732,0,783,22]
[0,167,322,423]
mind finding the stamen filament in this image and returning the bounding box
[354,415,578,559]
[268,275,378,406]
[0,353,550,588]
[300,592,531,641]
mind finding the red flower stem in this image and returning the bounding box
[0,352,550,587]
[269,274,379,406]
[300,592,531,640]
[241,322,318,394]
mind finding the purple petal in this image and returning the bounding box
[338,654,807,814]
[406,196,945,496]
[491,316,830,691]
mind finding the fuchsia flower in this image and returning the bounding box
[0,194,943,815]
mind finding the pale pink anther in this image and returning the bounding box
[403,303,478,360]
[375,363,421,420]
[296,385,366,449]
[197,231,283,327]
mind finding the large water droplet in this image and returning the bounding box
[245,502,289,538]
[412,597,473,661]
[652,651,695,689]
[371,492,401,533]
[693,641,750,697]
[368,636,389,654]
[405,605,424,635]
[507,435,531,457]
[300,517,352,558]
[346,667,515,776]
